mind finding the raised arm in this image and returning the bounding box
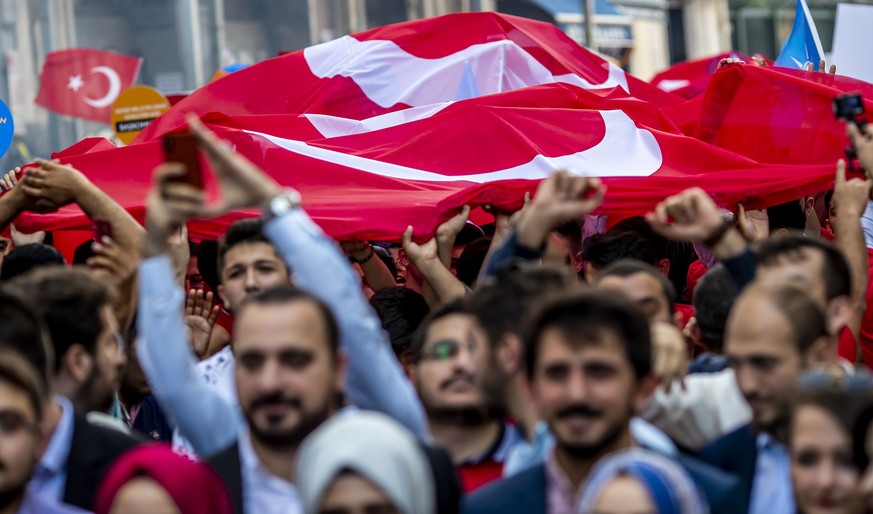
[189,117,429,441]
[137,165,240,456]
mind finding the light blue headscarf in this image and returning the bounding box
[576,448,709,514]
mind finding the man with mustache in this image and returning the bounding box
[464,290,745,514]
[138,118,427,514]
[411,301,523,492]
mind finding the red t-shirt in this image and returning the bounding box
[456,423,524,493]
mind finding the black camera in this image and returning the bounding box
[833,93,865,124]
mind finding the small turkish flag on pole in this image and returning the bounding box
[35,49,142,124]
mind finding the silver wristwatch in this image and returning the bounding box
[262,189,302,222]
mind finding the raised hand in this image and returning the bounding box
[143,164,205,258]
[0,168,20,192]
[341,241,373,262]
[516,171,605,249]
[645,188,726,242]
[833,159,873,217]
[847,122,873,176]
[436,205,471,267]
[651,322,688,393]
[402,226,440,268]
[806,59,836,75]
[736,204,769,243]
[9,224,45,247]
[20,159,87,210]
[187,116,282,217]
[88,235,138,289]
[185,289,219,359]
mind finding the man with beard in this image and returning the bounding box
[0,287,137,510]
[138,118,427,513]
[411,301,523,492]
[464,291,744,514]
[697,280,836,514]
[0,349,86,514]
[11,268,126,415]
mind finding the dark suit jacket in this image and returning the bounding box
[463,454,747,514]
[697,423,759,512]
[207,442,245,514]
[63,413,141,510]
[463,464,547,514]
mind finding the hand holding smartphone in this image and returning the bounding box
[162,133,204,189]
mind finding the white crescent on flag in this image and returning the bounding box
[304,36,630,108]
[249,109,662,182]
[83,66,122,108]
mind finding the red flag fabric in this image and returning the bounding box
[694,64,873,165]
[35,49,142,124]
[133,12,679,143]
[15,83,834,242]
[650,52,752,99]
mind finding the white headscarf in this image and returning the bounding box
[295,411,435,514]
[576,448,709,514]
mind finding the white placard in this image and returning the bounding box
[832,3,873,84]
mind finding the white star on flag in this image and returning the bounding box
[67,74,84,92]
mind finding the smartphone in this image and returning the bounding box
[92,219,113,243]
[162,133,204,188]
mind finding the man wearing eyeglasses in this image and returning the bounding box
[410,300,523,493]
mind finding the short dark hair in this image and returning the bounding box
[609,217,668,261]
[217,219,280,277]
[410,299,469,363]
[583,231,657,271]
[0,244,66,281]
[0,349,47,421]
[72,239,95,266]
[525,291,652,380]
[236,286,339,354]
[469,265,578,348]
[369,287,430,359]
[0,288,52,390]
[692,265,737,353]
[597,259,677,315]
[456,237,491,287]
[767,201,807,233]
[197,239,221,294]
[757,234,852,300]
[737,280,828,354]
[12,267,114,373]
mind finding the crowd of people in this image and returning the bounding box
[0,105,870,514]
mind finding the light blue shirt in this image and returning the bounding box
[748,433,793,514]
[18,491,91,514]
[502,418,678,477]
[137,209,428,458]
[28,396,75,502]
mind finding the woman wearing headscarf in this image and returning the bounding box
[295,411,436,514]
[576,448,709,514]
[93,444,233,514]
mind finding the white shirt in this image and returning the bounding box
[172,346,237,457]
[239,431,302,514]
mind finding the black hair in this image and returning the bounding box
[0,349,47,421]
[767,201,807,233]
[757,234,852,300]
[692,265,737,353]
[217,218,283,278]
[468,265,578,347]
[236,285,339,354]
[583,231,656,271]
[525,290,652,380]
[12,267,114,373]
[0,244,66,281]
[72,239,95,265]
[0,287,52,390]
[197,240,221,294]
[369,287,430,360]
[597,259,677,316]
[455,236,491,287]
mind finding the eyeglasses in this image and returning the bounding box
[0,412,38,436]
[421,339,477,361]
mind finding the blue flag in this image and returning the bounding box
[774,0,825,70]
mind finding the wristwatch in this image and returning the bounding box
[703,210,736,247]
[262,189,302,222]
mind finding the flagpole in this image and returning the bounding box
[581,0,597,49]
